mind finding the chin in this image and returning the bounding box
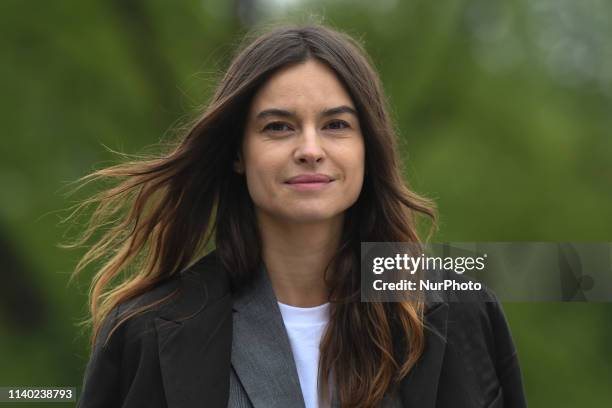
[280,207,342,224]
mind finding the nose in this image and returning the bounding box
[293,126,325,165]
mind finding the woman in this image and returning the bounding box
[69,24,526,408]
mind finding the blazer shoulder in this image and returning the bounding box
[101,250,231,344]
[427,268,510,349]
[422,268,518,372]
[78,251,231,407]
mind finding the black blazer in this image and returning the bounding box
[77,251,527,408]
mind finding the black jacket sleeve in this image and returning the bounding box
[486,291,527,408]
[77,306,124,408]
[433,285,528,408]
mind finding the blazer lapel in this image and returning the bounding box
[399,301,449,408]
[231,263,306,408]
[154,253,234,408]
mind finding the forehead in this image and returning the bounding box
[248,59,355,114]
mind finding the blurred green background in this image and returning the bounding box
[1,0,611,406]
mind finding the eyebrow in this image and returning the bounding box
[255,105,358,120]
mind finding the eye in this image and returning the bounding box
[263,121,293,132]
[324,120,350,130]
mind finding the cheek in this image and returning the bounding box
[344,143,365,185]
[243,156,282,202]
[242,139,268,198]
[352,152,366,199]
[331,147,365,208]
[347,166,365,198]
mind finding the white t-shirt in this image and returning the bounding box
[278,301,331,408]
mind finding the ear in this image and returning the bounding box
[233,153,244,174]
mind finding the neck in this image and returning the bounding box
[256,211,343,307]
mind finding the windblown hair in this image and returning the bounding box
[63,23,436,408]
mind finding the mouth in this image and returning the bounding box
[284,173,335,191]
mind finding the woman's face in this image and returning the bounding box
[237,59,365,225]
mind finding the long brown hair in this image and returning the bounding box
[63,23,436,408]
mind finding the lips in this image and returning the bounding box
[285,174,334,184]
